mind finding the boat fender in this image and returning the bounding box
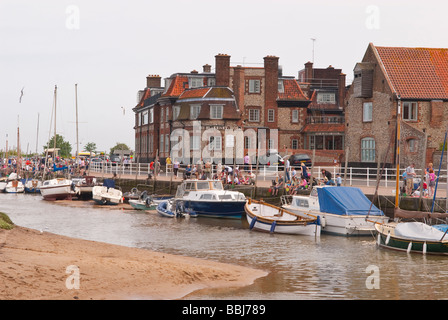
[249,216,258,230]
[270,221,277,233]
[385,232,391,245]
[423,242,427,255]
[407,242,412,254]
[101,198,107,205]
[377,234,381,246]
[320,216,326,228]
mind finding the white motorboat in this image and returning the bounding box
[92,179,122,205]
[72,176,97,199]
[5,179,25,193]
[282,186,389,236]
[40,178,75,201]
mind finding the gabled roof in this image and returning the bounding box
[278,78,309,102]
[374,45,448,100]
[161,75,189,98]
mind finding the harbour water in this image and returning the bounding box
[2,192,448,300]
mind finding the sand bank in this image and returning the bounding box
[0,226,267,300]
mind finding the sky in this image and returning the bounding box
[1,0,447,156]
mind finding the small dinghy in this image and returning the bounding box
[245,199,321,236]
[156,200,197,218]
[129,191,157,211]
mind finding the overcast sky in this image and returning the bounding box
[1,0,447,156]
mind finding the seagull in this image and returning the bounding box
[19,87,24,103]
[121,107,125,115]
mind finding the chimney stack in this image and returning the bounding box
[264,55,279,128]
[146,75,161,88]
[203,64,212,73]
[215,54,231,87]
[304,61,313,82]
[338,73,346,109]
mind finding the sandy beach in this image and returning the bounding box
[0,226,267,300]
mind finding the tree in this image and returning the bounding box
[110,143,131,155]
[84,142,97,153]
[44,134,72,158]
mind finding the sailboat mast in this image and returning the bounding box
[53,86,57,156]
[75,84,79,167]
[395,96,402,208]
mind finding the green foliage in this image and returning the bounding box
[0,212,14,230]
[44,134,72,158]
[439,142,447,152]
[84,142,97,153]
[110,143,130,155]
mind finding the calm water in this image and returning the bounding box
[1,193,448,300]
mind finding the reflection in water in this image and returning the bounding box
[2,193,448,300]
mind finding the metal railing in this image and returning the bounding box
[88,161,447,189]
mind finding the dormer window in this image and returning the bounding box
[278,80,284,93]
[189,77,204,88]
[317,92,336,104]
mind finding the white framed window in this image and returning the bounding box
[248,109,260,122]
[248,79,261,93]
[291,139,298,150]
[165,134,169,152]
[190,104,201,120]
[244,136,251,149]
[209,136,222,150]
[142,111,148,125]
[160,108,164,123]
[292,110,299,123]
[403,102,418,121]
[210,105,223,119]
[189,77,203,88]
[149,108,154,124]
[361,138,375,162]
[166,107,169,122]
[268,109,275,122]
[173,106,180,120]
[268,139,275,150]
[278,80,284,93]
[363,102,373,122]
[208,78,216,86]
[160,134,164,153]
[317,92,336,104]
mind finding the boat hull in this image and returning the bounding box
[181,200,246,219]
[129,199,157,210]
[40,185,73,200]
[375,223,448,255]
[92,186,122,205]
[246,212,320,236]
[5,181,25,193]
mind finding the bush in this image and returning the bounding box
[0,212,14,230]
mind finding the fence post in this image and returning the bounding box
[367,167,370,187]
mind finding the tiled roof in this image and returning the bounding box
[178,87,210,99]
[375,45,448,100]
[161,75,189,98]
[278,79,309,101]
[135,88,152,108]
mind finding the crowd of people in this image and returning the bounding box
[0,156,93,179]
[403,162,437,198]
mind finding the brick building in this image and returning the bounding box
[298,62,347,151]
[345,43,448,168]
[133,53,348,164]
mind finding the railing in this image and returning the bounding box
[306,116,345,124]
[88,161,447,189]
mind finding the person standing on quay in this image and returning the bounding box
[405,163,416,195]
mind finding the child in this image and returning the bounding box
[336,173,342,187]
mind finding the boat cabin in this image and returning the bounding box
[176,179,246,201]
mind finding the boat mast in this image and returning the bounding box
[43,85,57,181]
[394,96,402,209]
[75,83,79,173]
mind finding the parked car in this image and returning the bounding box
[110,155,121,166]
[90,157,103,168]
[288,154,312,167]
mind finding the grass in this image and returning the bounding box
[0,212,14,230]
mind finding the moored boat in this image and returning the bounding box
[129,191,157,211]
[72,176,97,199]
[40,178,75,201]
[92,179,123,205]
[156,199,197,218]
[23,179,42,193]
[245,199,321,236]
[5,179,25,193]
[375,221,448,255]
[282,186,389,236]
[174,179,246,219]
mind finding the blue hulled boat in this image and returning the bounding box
[174,179,246,219]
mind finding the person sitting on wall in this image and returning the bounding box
[184,164,192,180]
